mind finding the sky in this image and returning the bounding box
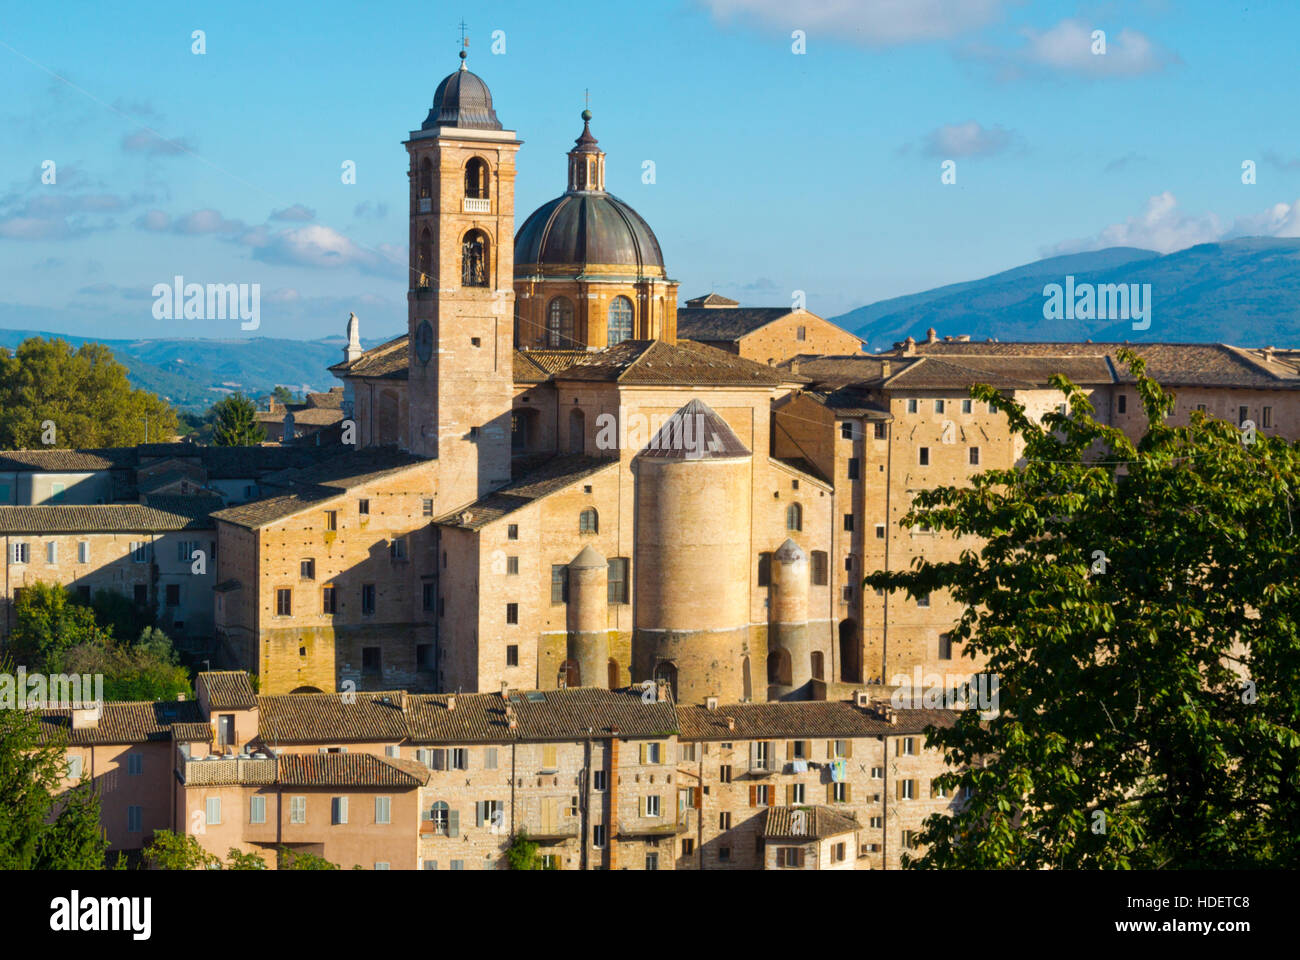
[2,0,1299,342]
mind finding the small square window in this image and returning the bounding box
[507,524,519,540]
[934,399,944,413]
[471,337,481,347]
[918,447,930,466]
[917,593,930,608]
[906,398,918,414]
[875,524,885,539]
[358,499,370,515]
[506,644,519,667]
[873,422,886,440]
[961,399,972,414]
[840,422,853,440]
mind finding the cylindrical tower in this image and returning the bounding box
[567,544,609,688]
[768,537,811,701]
[633,399,752,705]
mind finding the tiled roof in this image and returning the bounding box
[198,671,257,710]
[883,354,1114,390]
[507,686,678,741]
[801,387,890,418]
[211,446,429,529]
[38,700,203,746]
[404,693,516,743]
[635,398,751,461]
[683,292,740,308]
[257,406,343,427]
[328,334,409,379]
[762,805,860,840]
[171,722,214,742]
[676,701,958,740]
[778,354,905,388]
[676,307,799,342]
[0,503,214,534]
[436,455,617,531]
[258,692,412,743]
[143,494,224,517]
[553,339,788,387]
[276,753,430,788]
[0,449,133,473]
[304,388,344,409]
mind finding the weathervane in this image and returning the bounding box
[458,18,469,59]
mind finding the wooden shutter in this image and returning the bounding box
[749,742,759,768]
[433,748,446,770]
[827,782,835,803]
[749,785,758,807]
[844,783,852,802]
[447,809,459,837]
[476,801,485,827]
[797,848,806,868]
[786,741,794,761]
[692,787,702,809]
[896,780,904,800]
[766,787,776,807]
[639,744,647,764]
[845,740,853,759]
[826,740,834,759]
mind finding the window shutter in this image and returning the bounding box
[447,809,459,837]
[639,744,647,764]
[749,785,758,807]
[692,787,702,809]
[786,741,794,761]
[896,780,903,800]
[786,784,796,804]
[827,782,835,803]
[639,796,645,817]
[844,783,852,802]
[766,787,776,807]
[476,801,485,827]
[826,740,834,759]
[433,748,446,770]
[896,739,902,757]
[845,740,853,759]
[750,742,759,767]
[797,848,806,868]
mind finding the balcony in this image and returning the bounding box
[463,197,490,214]
[616,820,687,840]
[181,755,277,786]
[523,823,580,844]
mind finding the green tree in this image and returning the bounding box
[505,830,553,870]
[10,582,109,670]
[61,632,191,703]
[271,385,294,405]
[143,830,219,870]
[209,392,266,447]
[0,337,178,449]
[869,350,1300,870]
[278,846,339,870]
[87,588,154,644]
[0,671,107,869]
[34,782,109,870]
[225,848,268,870]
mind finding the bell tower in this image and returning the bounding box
[405,45,521,510]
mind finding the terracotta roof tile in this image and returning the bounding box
[0,503,214,534]
[436,455,616,530]
[257,691,412,743]
[554,339,787,387]
[328,334,409,379]
[38,700,203,746]
[198,671,257,710]
[762,805,860,840]
[676,701,958,740]
[277,753,430,788]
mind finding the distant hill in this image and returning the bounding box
[832,238,1300,349]
[0,330,400,412]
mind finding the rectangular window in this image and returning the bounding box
[374,862,390,870]
[46,541,57,563]
[843,513,854,532]
[127,806,142,833]
[417,643,435,672]
[934,399,945,413]
[796,325,806,341]
[593,770,608,791]
[607,557,629,603]
[206,797,222,826]
[719,764,732,784]
[870,816,883,828]
[276,588,292,616]
[165,583,180,607]
[678,743,698,762]
[78,541,89,564]
[719,847,731,862]
[644,795,661,818]
[645,853,659,871]
[290,796,306,824]
[551,565,568,604]
[917,593,930,608]
[962,399,972,414]
[875,523,885,540]
[900,736,916,755]
[988,401,998,415]
[375,797,391,824]
[249,795,266,824]
[757,552,771,587]
[506,555,519,575]
[906,398,918,414]
[506,603,518,624]
[390,537,407,561]
[899,779,916,800]
[871,767,883,780]
[507,524,519,540]
[332,796,348,825]
[969,446,980,466]
[421,582,435,611]
[132,541,150,563]
[301,558,315,579]
[874,421,887,440]
[423,860,437,870]
[840,421,853,440]
[450,860,465,871]
[719,811,731,830]
[831,782,847,803]
[811,550,828,586]
[506,644,519,667]
[133,584,147,605]
[1117,395,1127,415]
[939,634,953,659]
[358,499,370,515]
[322,585,337,614]
[1263,406,1273,428]
[127,753,143,776]
[485,748,498,770]
[324,510,337,531]
[361,584,376,615]
[918,447,930,466]
[847,458,860,480]
[449,748,469,770]
[362,646,381,674]
[789,783,805,804]
[681,838,695,856]
[422,498,433,517]
[593,824,607,847]
[831,739,848,758]
[66,755,83,780]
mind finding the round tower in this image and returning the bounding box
[567,544,609,688]
[768,538,811,701]
[633,399,752,705]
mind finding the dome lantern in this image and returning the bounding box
[568,109,605,193]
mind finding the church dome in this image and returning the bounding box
[515,193,665,275]
[422,54,502,131]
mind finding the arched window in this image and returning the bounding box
[607,659,620,689]
[418,158,433,200]
[462,230,489,287]
[547,297,574,348]
[786,503,802,532]
[579,507,598,534]
[607,296,633,345]
[654,661,678,702]
[767,648,791,685]
[416,228,432,287]
[430,801,449,835]
[464,158,489,199]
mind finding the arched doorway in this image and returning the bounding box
[558,659,580,688]
[290,685,324,694]
[838,619,860,683]
[653,661,678,702]
[767,648,791,686]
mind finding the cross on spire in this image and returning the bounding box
[584,88,590,110]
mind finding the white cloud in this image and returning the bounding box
[1046,192,1300,257]
[921,121,1015,157]
[248,224,405,277]
[701,0,1008,45]
[134,208,245,234]
[970,18,1174,79]
[270,204,316,222]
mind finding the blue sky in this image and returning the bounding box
[2,0,1299,342]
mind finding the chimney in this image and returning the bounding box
[446,695,456,712]
[705,696,719,711]
[790,359,800,374]
[902,336,916,357]
[726,716,735,732]
[656,680,670,703]
[880,361,891,378]
[71,705,101,730]
[926,327,938,344]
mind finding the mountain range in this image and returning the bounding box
[830,238,1300,350]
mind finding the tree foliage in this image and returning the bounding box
[10,582,109,670]
[209,392,266,447]
[277,846,339,870]
[869,350,1300,869]
[0,337,178,449]
[142,830,219,870]
[505,830,553,870]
